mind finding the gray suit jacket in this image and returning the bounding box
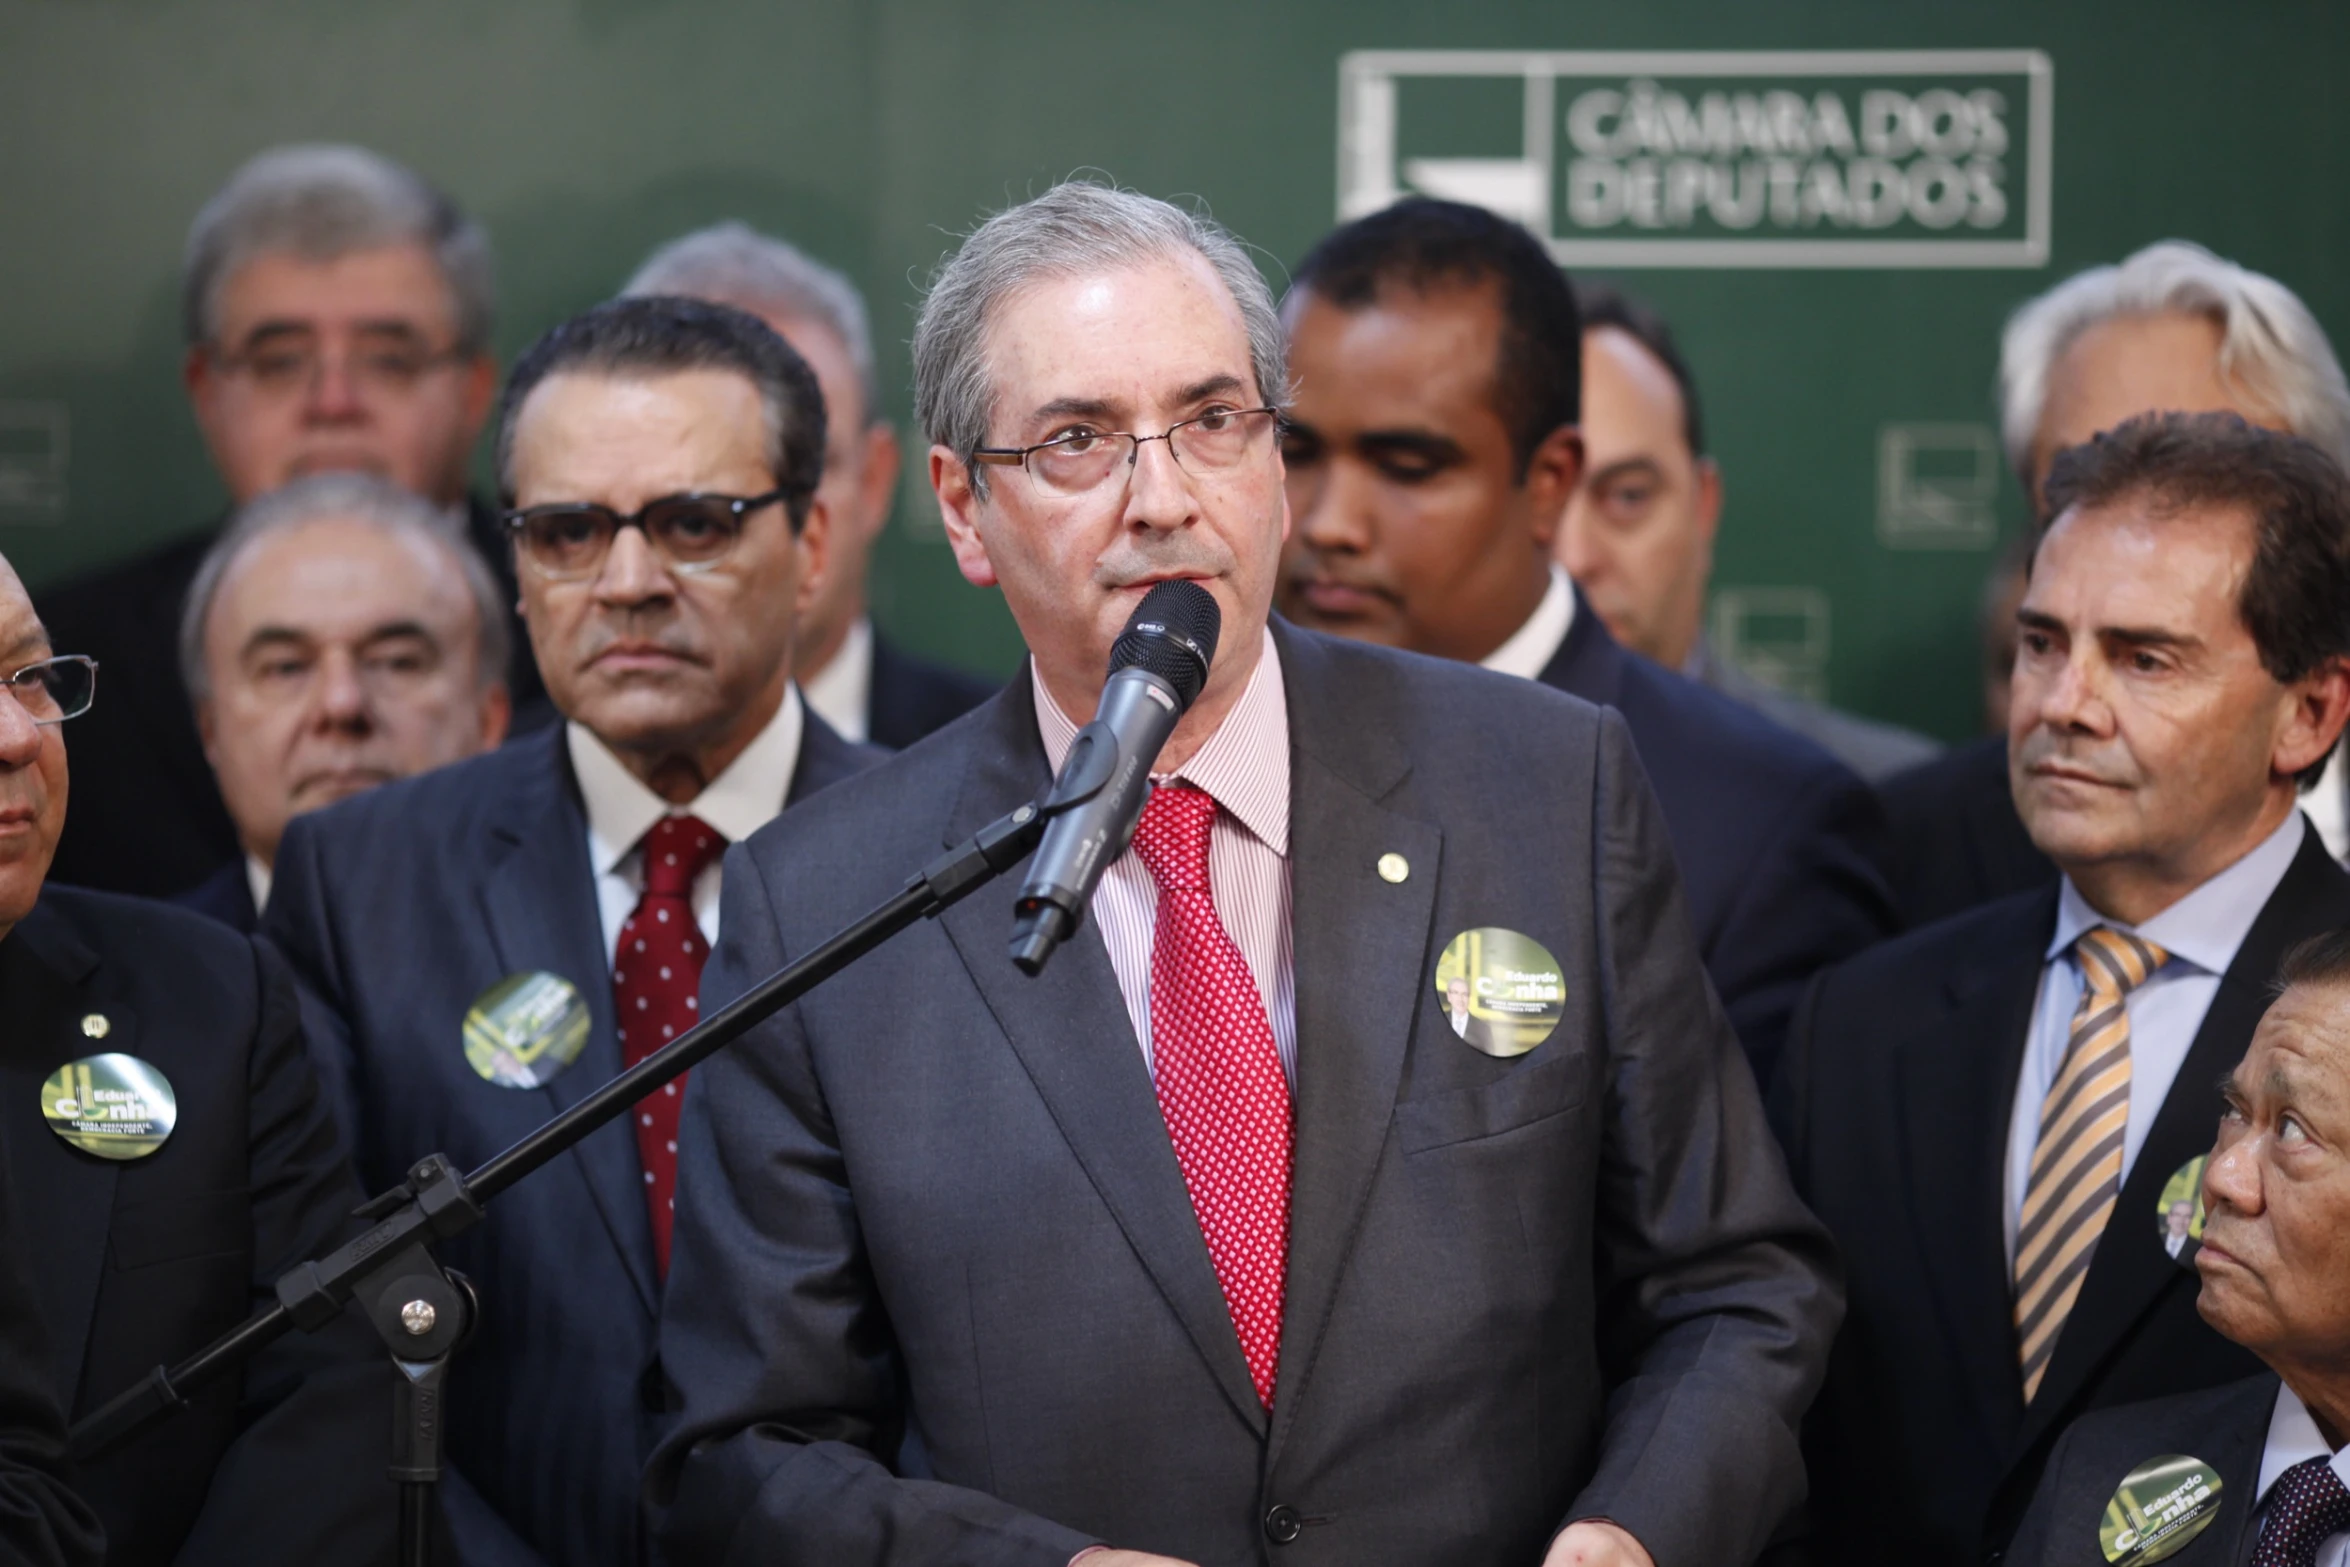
[650,621,1842,1567]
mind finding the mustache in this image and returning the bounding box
[1094,536,1236,591]
[575,614,703,665]
[2014,729,2137,788]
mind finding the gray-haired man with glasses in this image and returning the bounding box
[0,549,404,1561]
[263,294,878,1567]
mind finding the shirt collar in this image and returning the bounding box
[567,684,805,877]
[2258,1379,2350,1504]
[2048,809,2307,974]
[245,854,272,916]
[1032,630,1290,857]
[1479,563,1577,682]
[798,615,873,745]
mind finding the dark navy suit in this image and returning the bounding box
[1536,593,1896,1085]
[172,861,258,935]
[866,631,1000,751]
[264,717,878,1567]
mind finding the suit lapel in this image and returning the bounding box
[934,674,1268,1431]
[0,900,123,1405]
[788,708,870,804]
[1261,624,1436,1460]
[1894,889,2056,1447]
[2021,835,2350,1451]
[477,729,657,1315]
[1533,587,1625,709]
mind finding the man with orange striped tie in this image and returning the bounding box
[1772,410,2350,1567]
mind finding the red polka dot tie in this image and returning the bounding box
[2254,1455,2350,1567]
[612,813,726,1278]
[1130,783,1292,1409]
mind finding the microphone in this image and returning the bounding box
[1009,579,1221,975]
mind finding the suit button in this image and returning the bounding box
[1263,1505,1302,1544]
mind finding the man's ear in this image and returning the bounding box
[458,353,499,443]
[930,447,999,588]
[791,496,832,621]
[1524,424,1587,552]
[2278,655,2350,782]
[858,424,902,545]
[477,683,512,751]
[195,696,221,772]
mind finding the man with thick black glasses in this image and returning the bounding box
[0,550,397,1562]
[264,296,877,1567]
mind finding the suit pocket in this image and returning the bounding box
[110,1187,249,1270]
[1395,1051,1585,1154]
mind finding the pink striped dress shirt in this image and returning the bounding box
[1032,636,1298,1083]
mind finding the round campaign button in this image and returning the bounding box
[1433,928,1566,1058]
[2100,1453,2224,1563]
[463,972,591,1090]
[40,1054,177,1160]
[2156,1155,2209,1270]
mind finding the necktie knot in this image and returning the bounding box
[2076,926,2168,1005]
[1132,784,1217,894]
[639,813,724,900]
[2254,1454,2350,1567]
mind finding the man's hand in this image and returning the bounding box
[1543,1520,1657,1567]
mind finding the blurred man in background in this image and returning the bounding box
[1880,240,2350,928]
[40,143,540,900]
[1275,196,1893,1083]
[1558,283,1940,783]
[623,222,996,747]
[175,472,511,932]
[1775,413,2350,1567]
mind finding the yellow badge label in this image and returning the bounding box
[2156,1155,2208,1269]
[2101,1453,2223,1564]
[1434,928,1565,1058]
[40,1054,176,1160]
[463,972,591,1090]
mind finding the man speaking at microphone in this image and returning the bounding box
[651,182,1839,1567]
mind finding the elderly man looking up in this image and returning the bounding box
[2005,926,2350,1566]
[623,222,997,746]
[176,473,511,931]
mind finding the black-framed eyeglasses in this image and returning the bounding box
[2,655,97,725]
[971,407,1282,499]
[502,490,797,582]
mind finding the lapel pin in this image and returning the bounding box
[463,972,592,1090]
[1434,928,1567,1058]
[80,1013,109,1039]
[2099,1453,2223,1563]
[41,1053,177,1160]
[1376,853,1410,883]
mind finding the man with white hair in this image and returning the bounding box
[1879,240,2350,930]
[41,144,544,901]
[623,223,997,747]
[175,472,513,932]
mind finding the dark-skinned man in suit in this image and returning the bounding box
[650,180,1838,1567]
[1774,413,2350,1566]
[1272,197,1894,1088]
[266,297,878,1566]
[0,548,396,1563]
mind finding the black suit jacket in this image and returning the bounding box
[0,1160,103,1567]
[1878,733,2056,929]
[172,862,257,935]
[1771,828,2350,1567]
[866,631,1000,751]
[2005,1373,2279,1567]
[40,499,550,899]
[265,716,878,1567]
[652,624,1842,1567]
[0,886,393,1565]
[1537,595,1896,1085]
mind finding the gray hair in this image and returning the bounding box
[2000,239,2350,488]
[183,144,495,355]
[180,473,511,704]
[912,180,1287,493]
[621,222,877,427]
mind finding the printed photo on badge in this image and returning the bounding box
[40,1053,177,1161]
[1433,928,1566,1058]
[2156,1155,2209,1265]
[463,971,593,1090]
[2099,1453,2223,1564]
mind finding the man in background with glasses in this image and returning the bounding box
[0,550,400,1560]
[173,472,513,934]
[40,143,543,904]
[265,295,876,1567]
[652,181,1836,1567]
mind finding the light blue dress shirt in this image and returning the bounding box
[2002,811,2308,1267]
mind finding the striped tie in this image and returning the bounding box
[2014,926,2167,1400]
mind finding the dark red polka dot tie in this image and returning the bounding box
[612,813,725,1278]
[1129,784,1292,1409]
[2254,1455,2350,1567]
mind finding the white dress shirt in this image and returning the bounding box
[799,615,874,744]
[245,853,272,916]
[2002,810,2307,1265]
[1033,637,1296,1082]
[1478,563,1577,681]
[567,686,805,960]
[2256,1381,2350,1566]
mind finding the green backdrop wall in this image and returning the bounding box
[1,0,2342,742]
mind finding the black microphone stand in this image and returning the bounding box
[67,799,1050,1567]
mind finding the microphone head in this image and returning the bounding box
[1109,580,1220,709]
